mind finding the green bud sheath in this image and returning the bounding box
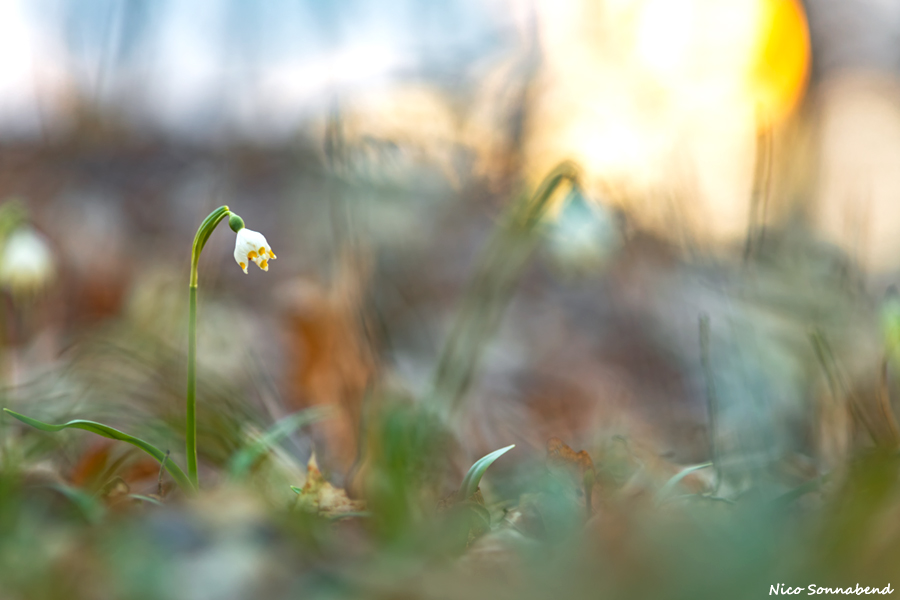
[228,212,245,232]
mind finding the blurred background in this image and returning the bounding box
[4,0,896,460]
[5,0,900,597]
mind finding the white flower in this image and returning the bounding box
[0,227,55,296]
[233,228,276,274]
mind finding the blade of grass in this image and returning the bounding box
[3,408,194,492]
[772,473,831,507]
[48,483,105,524]
[228,407,332,479]
[128,494,164,507]
[810,329,883,446]
[654,462,712,506]
[743,116,772,263]
[699,314,721,493]
[458,444,515,501]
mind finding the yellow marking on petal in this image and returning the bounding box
[248,250,258,260]
[259,259,268,270]
[268,250,276,259]
[259,246,266,254]
[239,262,247,273]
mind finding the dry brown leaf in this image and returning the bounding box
[547,437,595,476]
[295,454,366,518]
[69,439,114,489]
[280,250,376,473]
[546,437,597,516]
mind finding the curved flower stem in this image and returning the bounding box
[429,162,581,419]
[186,205,231,487]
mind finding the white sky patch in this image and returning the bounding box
[0,0,508,141]
[0,0,71,137]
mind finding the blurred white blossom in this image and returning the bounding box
[0,227,55,296]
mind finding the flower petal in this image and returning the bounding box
[233,227,274,273]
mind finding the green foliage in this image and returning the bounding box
[654,462,712,505]
[2,408,193,491]
[228,407,332,480]
[429,162,581,417]
[5,161,900,600]
[458,444,514,501]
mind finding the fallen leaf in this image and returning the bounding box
[547,437,595,476]
[69,439,114,489]
[280,252,376,474]
[293,454,366,518]
[546,437,596,516]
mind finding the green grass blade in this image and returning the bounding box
[48,483,105,524]
[772,473,831,507]
[128,494,165,507]
[458,444,515,500]
[3,408,194,492]
[228,407,332,479]
[654,462,712,506]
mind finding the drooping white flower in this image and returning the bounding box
[0,227,55,296]
[233,227,276,274]
[546,189,620,274]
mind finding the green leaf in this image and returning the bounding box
[3,408,194,492]
[458,444,515,501]
[128,494,165,507]
[48,483,105,524]
[228,407,332,479]
[654,462,712,506]
[772,473,831,507]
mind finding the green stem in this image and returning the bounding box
[186,205,231,487]
[429,162,581,419]
[186,285,198,486]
